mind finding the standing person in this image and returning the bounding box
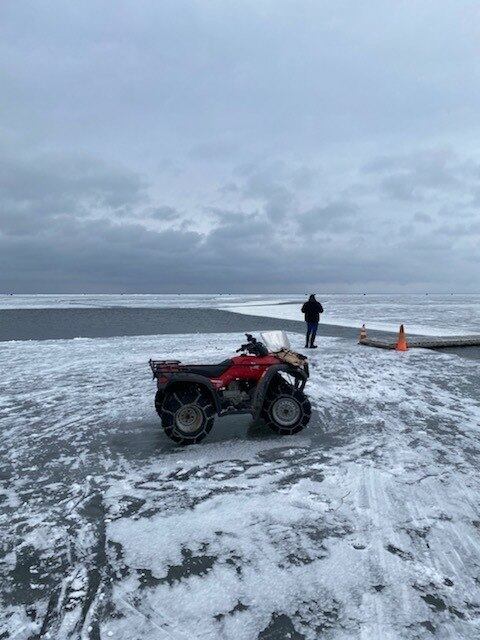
[301,294,323,348]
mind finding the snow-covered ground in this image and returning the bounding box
[1,331,480,639]
[222,295,480,337]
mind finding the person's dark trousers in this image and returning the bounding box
[305,322,319,347]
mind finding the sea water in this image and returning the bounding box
[1,293,478,336]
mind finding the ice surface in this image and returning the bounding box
[0,293,289,310]
[223,294,480,336]
[1,331,480,638]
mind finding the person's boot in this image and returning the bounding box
[310,344,318,349]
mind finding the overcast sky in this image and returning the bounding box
[1,1,479,293]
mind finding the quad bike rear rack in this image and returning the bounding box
[149,359,182,379]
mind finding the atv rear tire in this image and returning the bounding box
[158,385,215,445]
[261,381,311,435]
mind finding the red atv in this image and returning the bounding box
[149,332,312,444]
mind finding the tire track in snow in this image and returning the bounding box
[1,333,480,638]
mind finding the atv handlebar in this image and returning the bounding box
[236,333,269,357]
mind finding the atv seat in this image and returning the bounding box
[182,359,233,378]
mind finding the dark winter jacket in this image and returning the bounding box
[301,297,324,323]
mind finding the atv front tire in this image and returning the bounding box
[158,385,215,445]
[261,381,311,435]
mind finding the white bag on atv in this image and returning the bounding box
[260,330,291,352]
[261,331,307,367]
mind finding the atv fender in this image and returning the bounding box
[252,364,307,421]
[158,374,222,415]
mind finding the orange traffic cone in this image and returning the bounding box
[358,324,367,342]
[395,324,408,351]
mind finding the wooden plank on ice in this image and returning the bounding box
[359,335,480,350]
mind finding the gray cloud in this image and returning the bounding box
[238,165,296,220]
[147,205,179,221]
[0,152,147,240]
[0,154,145,209]
[1,1,480,292]
[365,149,478,204]
[300,202,358,233]
[436,221,480,237]
[189,140,240,162]
[413,212,432,224]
